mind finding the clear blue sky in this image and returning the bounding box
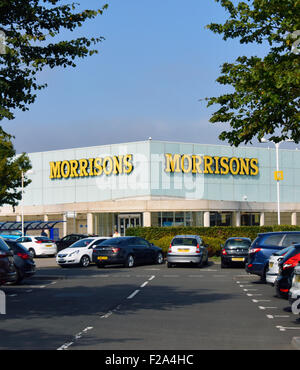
[3,0,297,153]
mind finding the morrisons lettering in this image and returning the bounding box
[164,153,259,176]
[50,154,133,179]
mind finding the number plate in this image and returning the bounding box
[269,262,274,268]
[46,245,52,247]
[178,249,190,252]
[97,256,108,260]
[232,257,244,262]
[295,275,300,283]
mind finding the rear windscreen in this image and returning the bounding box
[172,238,198,246]
[225,239,251,248]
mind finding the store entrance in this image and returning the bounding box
[118,214,142,236]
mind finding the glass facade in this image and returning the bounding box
[151,211,204,227]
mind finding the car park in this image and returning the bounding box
[167,235,208,268]
[4,240,36,284]
[0,238,17,285]
[221,237,251,268]
[266,246,293,285]
[16,236,57,257]
[245,231,300,282]
[275,244,300,299]
[288,263,300,309]
[93,237,164,268]
[56,237,110,267]
[55,233,98,252]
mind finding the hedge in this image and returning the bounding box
[126,225,300,257]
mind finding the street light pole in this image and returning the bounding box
[275,142,280,225]
[21,169,34,238]
[21,171,24,237]
[261,138,294,226]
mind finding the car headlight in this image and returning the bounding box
[69,250,80,257]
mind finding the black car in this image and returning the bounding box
[0,238,17,285]
[92,237,164,268]
[221,237,251,268]
[55,234,98,252]
[275,244,300,299]
[5,240,36,284]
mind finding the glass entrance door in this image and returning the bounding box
[118,214,141,236]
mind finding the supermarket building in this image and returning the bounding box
[0,140,300,237]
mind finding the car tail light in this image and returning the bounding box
[168,244,172,253]
[196,244,200,254]
[112,247,120,254]
[35,240,42,244]
[0,251,9,258]
[17,252,30,260]
[221,248,227,256]
[249,248,262,254]
[280,289,289,293]
[283,255,300,270]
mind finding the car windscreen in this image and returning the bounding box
[273,246,293,256]
[0,238,10,252]
[68,239,94,248]
[5,241,29,253]
[282,246,300,262]
[225,239,251,248]
[171,238,198,246]
[99,238,126,246]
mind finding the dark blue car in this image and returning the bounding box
[245,232,300,281]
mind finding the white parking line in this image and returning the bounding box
[149,275,155,281]
[140,281,148,288]
[276,325,300,332]
[127,290,140,299]
[259,306,278,310]
[267,315,290,319]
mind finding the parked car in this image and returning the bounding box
[288,263,300,309]
[55,234,98,252]
[93,237,164,268]
[167,235,208,268]
[4,240,36,284]
[16,236,57,257]
[245,232,300,281]
[221,237,251,268]
[266,246,293,285]
[275,244,300,299]
[56,237,110,267]
[0,238,17,285]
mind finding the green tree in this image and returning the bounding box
[206,0,300,146]
[0,0,108,121]
[0,128,32,208]
[0,1,108,207]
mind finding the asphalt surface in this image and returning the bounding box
[0,258,300,351]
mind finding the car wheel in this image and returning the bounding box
[29,248,36,258]
[80,255,90,268]
[221,261,228,268]
[156,252,163,265]
[125,254,135,268]
[12,268,23,285]
[97,263,105,268]
[167,262,174,268]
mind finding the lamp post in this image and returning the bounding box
[261,138,294,225]
[21,169,34,237]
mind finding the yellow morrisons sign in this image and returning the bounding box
[164,154,259,176]
[50,154,133,179]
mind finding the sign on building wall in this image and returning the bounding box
[164,154,259,176]
[50,154,134,179]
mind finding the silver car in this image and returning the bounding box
[289,264,300,308]
[167,235,208,268]
[266,246,293,285]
